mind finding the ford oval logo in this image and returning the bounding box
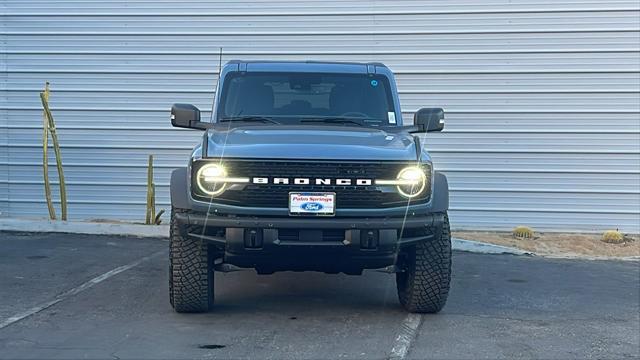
[301,202,323,211]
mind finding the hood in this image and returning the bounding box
[204,125,419,161]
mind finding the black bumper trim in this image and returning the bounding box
[175,212,443,273]
[187,232,226,246]
[187,230,433,247]
[174,212,437,230]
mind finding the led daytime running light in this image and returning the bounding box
[395,166,427,198]
[196,164,228,196]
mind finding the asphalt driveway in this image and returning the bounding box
[0,231,638,359]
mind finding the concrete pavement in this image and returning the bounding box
[0,231,638,359]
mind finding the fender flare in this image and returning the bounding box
[431,171,449,213]
[170,167,190,209]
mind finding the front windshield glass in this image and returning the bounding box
[218,72,396,127]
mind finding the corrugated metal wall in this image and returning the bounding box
[1,0,639,232]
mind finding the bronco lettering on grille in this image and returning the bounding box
[251,177,373,186]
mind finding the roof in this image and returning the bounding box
[223,60,390,74]
[227,60,387,67]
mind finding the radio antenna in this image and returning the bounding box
[210,47,223,121]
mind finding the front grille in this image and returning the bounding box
[232,161,400,179]
[194,160,430,208]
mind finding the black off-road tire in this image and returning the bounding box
[396,213,452,313]
[169,208,213,313]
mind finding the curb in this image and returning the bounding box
[1,218,531,256]
[540,254,640,262]
[0,218,169,238]
[452,238,532,255]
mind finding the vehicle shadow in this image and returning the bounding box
[210,269,404,314]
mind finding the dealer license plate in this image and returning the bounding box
[289,192,336,216]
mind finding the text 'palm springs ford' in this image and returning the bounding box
[169,61,451,313]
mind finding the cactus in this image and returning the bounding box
[602,230,625,244]
[145,155,154,225]
[513,226,534,239]
[40,84,68,220]
[154,209,166,225]
[145,155,165,225]
[41,82,56,220]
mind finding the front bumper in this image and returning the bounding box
[174,211,444,274]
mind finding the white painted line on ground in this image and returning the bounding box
[0,250,165,330]
[388,313,423,360]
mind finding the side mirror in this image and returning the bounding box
[171,104,209,130]
[414,108,445,132]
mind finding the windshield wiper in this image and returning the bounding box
[219,116,281,125]
[299,117,364,126]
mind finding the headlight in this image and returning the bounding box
[396,166,427,198]
[193,162,250,198]
[195,163,227,196]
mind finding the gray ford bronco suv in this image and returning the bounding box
[169,61,450,313]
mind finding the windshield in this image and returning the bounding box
[217,72,397,127]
